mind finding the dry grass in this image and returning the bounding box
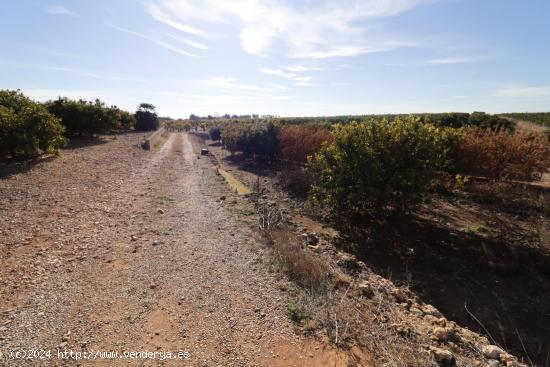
[311,287,438,367]
[263,227,491,366]
[270,229,331,290]
[267,229,437,365]
[257,203,285,234]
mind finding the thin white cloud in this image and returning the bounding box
[294,80,315,87]
[200,77,293,92]
[293,45,386,59]
[165,33,208,50]
[146,0,437,59]
[3,43,81,59]
[107,24,198,57]
[259,68,297,79]
[201,77,262,91]
[259,67,315,86]
[46,5,76,16]
[495,86,550,99]
[267,83,286,90]
[145,2,205,36]
[283,65,321,73]
[0,61,150,83]
[427,56,484,65]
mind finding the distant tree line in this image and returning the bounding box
[45,97,136,136]
[194,113,548,218]
[179,111,515,132]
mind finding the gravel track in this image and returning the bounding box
[0,133,337,367]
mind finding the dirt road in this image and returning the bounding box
[0,133,344,366]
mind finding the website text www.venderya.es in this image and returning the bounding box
[6,348,190,362]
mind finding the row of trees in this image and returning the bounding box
[45,98,136,136]
[260,112,514,131]
[422,112,515,130]
[1,90,159,159]
[209,116,549,217]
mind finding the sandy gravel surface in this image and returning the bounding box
[0,133,342,366]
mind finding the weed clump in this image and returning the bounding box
[271,230,330,290]
[287,301,310,323]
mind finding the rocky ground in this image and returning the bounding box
[0,132,348,366]
[1,131,546,367]
[202,133,548,367]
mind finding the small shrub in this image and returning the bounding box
[209,126,221,141]
[278,125,333,164]
[257,202,285,234]
[453,174,470,191]
[0,90,66,158]
[454,128,550,181]
[287,301,311,323]
[308,117,457,216]
[472,224,489,233]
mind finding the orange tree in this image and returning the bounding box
[308,116,457,216]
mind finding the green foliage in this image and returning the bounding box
[138,103,156,112]
[209,126,221,141]
[453,174,470,190]
[308,117,457,215]
[422,113,470,128]
[163,118,191,131]
[46,97,134,136]
[275,112,513,130]
[220,122,279,159]
[287,301,310,323]
[0,90,66,158]
[468,112,515,131]
[119,111,136,130]
[135,103,159,131]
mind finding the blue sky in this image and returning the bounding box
[1,0,549,117]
